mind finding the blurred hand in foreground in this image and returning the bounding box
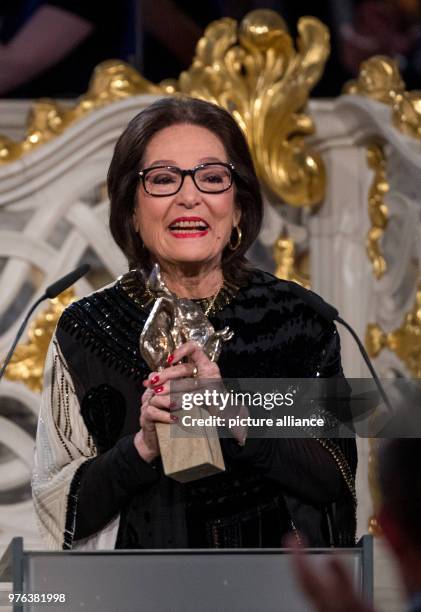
[284,533,375,612]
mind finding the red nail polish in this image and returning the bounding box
[167,354,174,364]
[151,375,159,385]
[155,386,164,394]
[170,414,178,422]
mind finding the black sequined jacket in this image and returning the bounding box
[54,268,357,550]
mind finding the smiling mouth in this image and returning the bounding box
[168,219,210,236]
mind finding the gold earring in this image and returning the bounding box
[229,225,242,251]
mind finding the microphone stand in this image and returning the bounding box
[0,295,46,382]
[336,316,393,413]
[0,264,90,383]
[287,281,393,414]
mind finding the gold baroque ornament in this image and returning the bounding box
[392,90,421,139]
[344,55,405,104]
[0,11,330,208]
[366,284,421,377]
[176,10,330,207]
[344,55,421,140]
[366,144,389,279]
[273,234,310,287]
[2,288,75,392]
[0,60,161,163]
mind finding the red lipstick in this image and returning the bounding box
[168,216,210,238]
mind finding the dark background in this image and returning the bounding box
[0,0,420,99]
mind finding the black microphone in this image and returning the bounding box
[0,264,90,382]
[288,281,393,413]
[44,264,90,298]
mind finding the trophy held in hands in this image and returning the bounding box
[140,265,233,482]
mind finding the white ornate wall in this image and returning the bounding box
[310,95,421,611]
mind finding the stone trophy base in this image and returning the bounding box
[156,404,225,482]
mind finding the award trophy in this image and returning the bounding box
[140,265,233,482]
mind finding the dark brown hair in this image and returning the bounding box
[108,96,263,284]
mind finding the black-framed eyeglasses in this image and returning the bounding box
[138,162,235,196]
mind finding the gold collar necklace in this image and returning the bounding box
[119,270,240,316]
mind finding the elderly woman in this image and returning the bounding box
[32,97,356,551]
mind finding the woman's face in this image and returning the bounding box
[133,124,240,271]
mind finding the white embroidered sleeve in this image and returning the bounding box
[32,336,100,549]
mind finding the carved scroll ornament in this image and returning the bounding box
[345,55,421,140]
[0,10,329,209]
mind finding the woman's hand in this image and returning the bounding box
[133,384,174,463]
[134,341,221,462]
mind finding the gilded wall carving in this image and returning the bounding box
[0,10,329,210]
[0,62,160,163]
[366,144,389,280]
[273,234,310,287]
[345,55,421,140]
[366,285,421,378]
[174,10,329,208]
